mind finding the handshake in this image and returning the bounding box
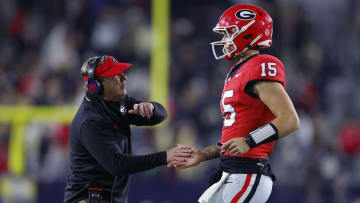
[165,144,202,169]
[165,137,251,169]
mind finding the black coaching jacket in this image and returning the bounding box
[63,93,168,203]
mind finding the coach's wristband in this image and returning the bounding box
[244,123,279,148]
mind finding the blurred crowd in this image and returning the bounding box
[0,0,360,202]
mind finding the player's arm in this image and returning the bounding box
[223,81,300,154]
[254,81,300,139]
[168,143,221,169]
[200,143,222,161]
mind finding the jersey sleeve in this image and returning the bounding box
[243,55,286,97]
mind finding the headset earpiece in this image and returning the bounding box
[87,58,103,95]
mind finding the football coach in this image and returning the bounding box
[64,55,192,203]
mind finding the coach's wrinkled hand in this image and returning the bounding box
[128,102,154,119]
[222,137,250,155]
[166,144,193,166]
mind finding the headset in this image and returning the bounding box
[87,57,103,95]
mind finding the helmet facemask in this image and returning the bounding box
[211,25,239,60]
[211,20,256,60]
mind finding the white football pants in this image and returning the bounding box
[202,173,273,203]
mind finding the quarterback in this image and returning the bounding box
[169,4,300,203]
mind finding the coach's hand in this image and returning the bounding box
[166,144,193,166]
[128,102,154,119]
[222,137,250,155]
[167,148,202,169]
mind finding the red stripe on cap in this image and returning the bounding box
[230,174,252,203]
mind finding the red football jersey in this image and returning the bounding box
[220,54,286,158]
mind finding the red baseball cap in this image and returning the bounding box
[83,56,132,80]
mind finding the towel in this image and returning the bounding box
[198,172,229,203]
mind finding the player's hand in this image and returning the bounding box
[166,144,193,166]
[128,102,154,119]
[222,137,250,155]
[167,148,203,169]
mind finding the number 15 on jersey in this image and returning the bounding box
[261,62,277,77]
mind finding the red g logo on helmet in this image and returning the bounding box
[235,10,256,20]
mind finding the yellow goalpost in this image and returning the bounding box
[0,106,76,176]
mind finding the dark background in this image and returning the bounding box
[0,0,360,202]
